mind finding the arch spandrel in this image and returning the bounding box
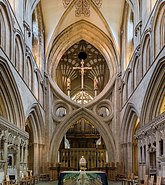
[49,107,117,165]
[47,20,118,76]
[47,20,119,106]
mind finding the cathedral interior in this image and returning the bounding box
[0,0,165,184]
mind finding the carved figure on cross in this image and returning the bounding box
[73,52,92,91]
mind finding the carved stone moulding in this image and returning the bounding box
[135,112,165,140]
[63,0,102,17]
[93,99,114,123]
[52,100,72,123]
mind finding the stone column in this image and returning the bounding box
[16,136,21,183]
[161,130,165,184]
[24,141,28,174]
[4,130,8,178]
[163,130,165,156]
[127,142,132,176]
[33,143,39,175]
[156,130,160,170]
[138,140,143,180]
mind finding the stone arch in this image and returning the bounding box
[14,31,25,77]
[122,68,132,102]
[33,70,39,100]
[49,108,117,166]
[141,57,165,125]
[25,103,45,174]
[25,52,34,90]
[122,1,134,70]
[121,103,140,175]
[132,54,141,89]
[32,2,44,73]
[152,0,165,58]
[141,32,151,75]
[47,20,119,103]
[26,103,44,144]
[127,69,133,98]
[48,20,118,80]
[0,57,25,129]
[121,81,126,106]
[0,0,13,58]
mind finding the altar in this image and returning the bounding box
[58,171,108,185]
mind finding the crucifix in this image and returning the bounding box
[73,52,92,91]
[73,52,92,104]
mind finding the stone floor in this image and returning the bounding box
[38,180,122,185]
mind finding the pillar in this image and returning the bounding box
[24,141,28,174]
[4,130,8,178]
[16,136,21,183]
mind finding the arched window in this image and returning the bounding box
[142,35,151,75]
[123,2,134,70]
[127,70,132,98]
[0,3,11,58]
[32,3,44,74]
[15,35,24,76]
[126,10,134,66]
[154,2,165,57]
[25,57,33,90]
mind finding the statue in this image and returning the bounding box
[67,78,71,90]
[94,76,98,90]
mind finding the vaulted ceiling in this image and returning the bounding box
[40,0,125,54]
[35,0,126,102]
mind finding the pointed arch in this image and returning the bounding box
[33,70,39,100]
[141,57,165,125]
[25,103,45,174]
[14,31,25,77]
[25,48,34,90]
[49,107,117,166]
[26,103,44,144]
[121,103,140,175]
[141,33,151,75]
[132,55,141,89]
[152,1,165,58]
[127,69,133,98]
[122,1,134,70]
[32,2,44,73]
[0,0,13,58]
[47,20,119,96]
[0,57,25,128]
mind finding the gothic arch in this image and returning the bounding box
[25,103,45,174]
[122,68,132,103]
[132,54,141,89]
[25,48,34,90]
[122,1,134,70]
[127,69,133,98]
[0,57,25,128]
[141,32,151,75]
[49,108,117,165]
[152,0,165,58]
[141,57,165,125]
[32,2,44,73]
[33,70,39,100]
[121,103,140,175]
[121,103,140,143]
[0,0,13,58]
[26,103,44,144]
[48,20,119,80]
[47,20,119,104]
[14,31,25,77]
